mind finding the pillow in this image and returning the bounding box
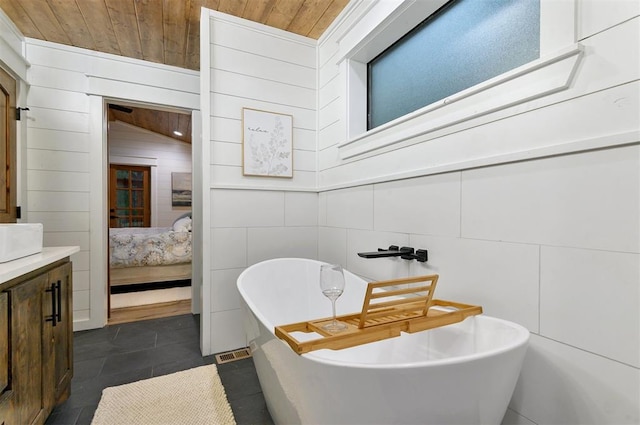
[172,216,192,232]
[173,211,192,223]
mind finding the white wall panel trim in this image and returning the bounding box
[0,8,29,81]
[86,75,199,110]
[26,37,199,76]
[321,131,640,192]
[207,9,316,48]
[210,184,318,193]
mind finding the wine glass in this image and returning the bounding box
[319,263,347,332]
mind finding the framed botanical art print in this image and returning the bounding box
[242,108,293,178]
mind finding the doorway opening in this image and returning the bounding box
[106,101,193,324]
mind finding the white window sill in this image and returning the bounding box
[338,44,583,160]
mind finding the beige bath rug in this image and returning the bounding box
[91,364,236,425]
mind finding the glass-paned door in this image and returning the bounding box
[109,165,150,227]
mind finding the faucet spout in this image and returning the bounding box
[357,245,428,262]
[357,245,413,259]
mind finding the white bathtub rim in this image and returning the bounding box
[238,257,531,370]
[301,315,530,370]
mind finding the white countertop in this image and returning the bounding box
[0,246,80,284]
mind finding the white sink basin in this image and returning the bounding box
[0,223,43,263]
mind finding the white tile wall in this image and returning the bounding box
[461,146,640,252]
[248,226,317,265]
[374,173,461,236]
[319,147,639,424]
[210,310,246,354]
[409,234,540,331]
[211,228,247,269]
[208,187,319,353]
[211,268,243,312]
[318,226,347,267]
[540,246,639,367]
[346,228,410,281]
[211,189,284,227]
[326,186,374,230]
[318,192,328,226]
[284,192,318,226]
[510,334,639,425]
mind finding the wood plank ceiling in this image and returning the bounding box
[0,0,349,144]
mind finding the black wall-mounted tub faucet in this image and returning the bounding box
[357,245,428,262]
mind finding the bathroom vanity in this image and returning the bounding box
[0,246,79,425]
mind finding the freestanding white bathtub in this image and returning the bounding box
[237,258,529,425]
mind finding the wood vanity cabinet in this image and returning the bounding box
[0,259,73,425]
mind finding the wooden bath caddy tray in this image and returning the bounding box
[275,274,483,354]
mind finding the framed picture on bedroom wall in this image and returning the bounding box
[171,172,192,207]
[242,108,293,178]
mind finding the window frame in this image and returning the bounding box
[336,0,580,160]
[109,164,151,228]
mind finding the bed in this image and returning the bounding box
[109,214,192,287]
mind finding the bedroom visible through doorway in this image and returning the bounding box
[107,102,193,324]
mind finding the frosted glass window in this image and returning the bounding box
[368,0,540,129]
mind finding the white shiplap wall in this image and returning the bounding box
[316,2,639,425]
[201,10,318,354]
[108,121,192,228]
[23,39,199,330]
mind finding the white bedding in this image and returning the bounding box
[109,227,192,268]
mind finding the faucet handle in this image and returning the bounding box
[379,245,399,252]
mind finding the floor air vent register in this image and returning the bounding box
[215,347,252,364]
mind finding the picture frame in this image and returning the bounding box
[242,107,293,178]
[171,172,192,207]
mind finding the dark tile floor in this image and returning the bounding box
[45,314,273,425]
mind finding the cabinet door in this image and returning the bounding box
[0,292,8,393]
[9,274,47,425]
[0,291,15,425]
[48,263,73,404]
